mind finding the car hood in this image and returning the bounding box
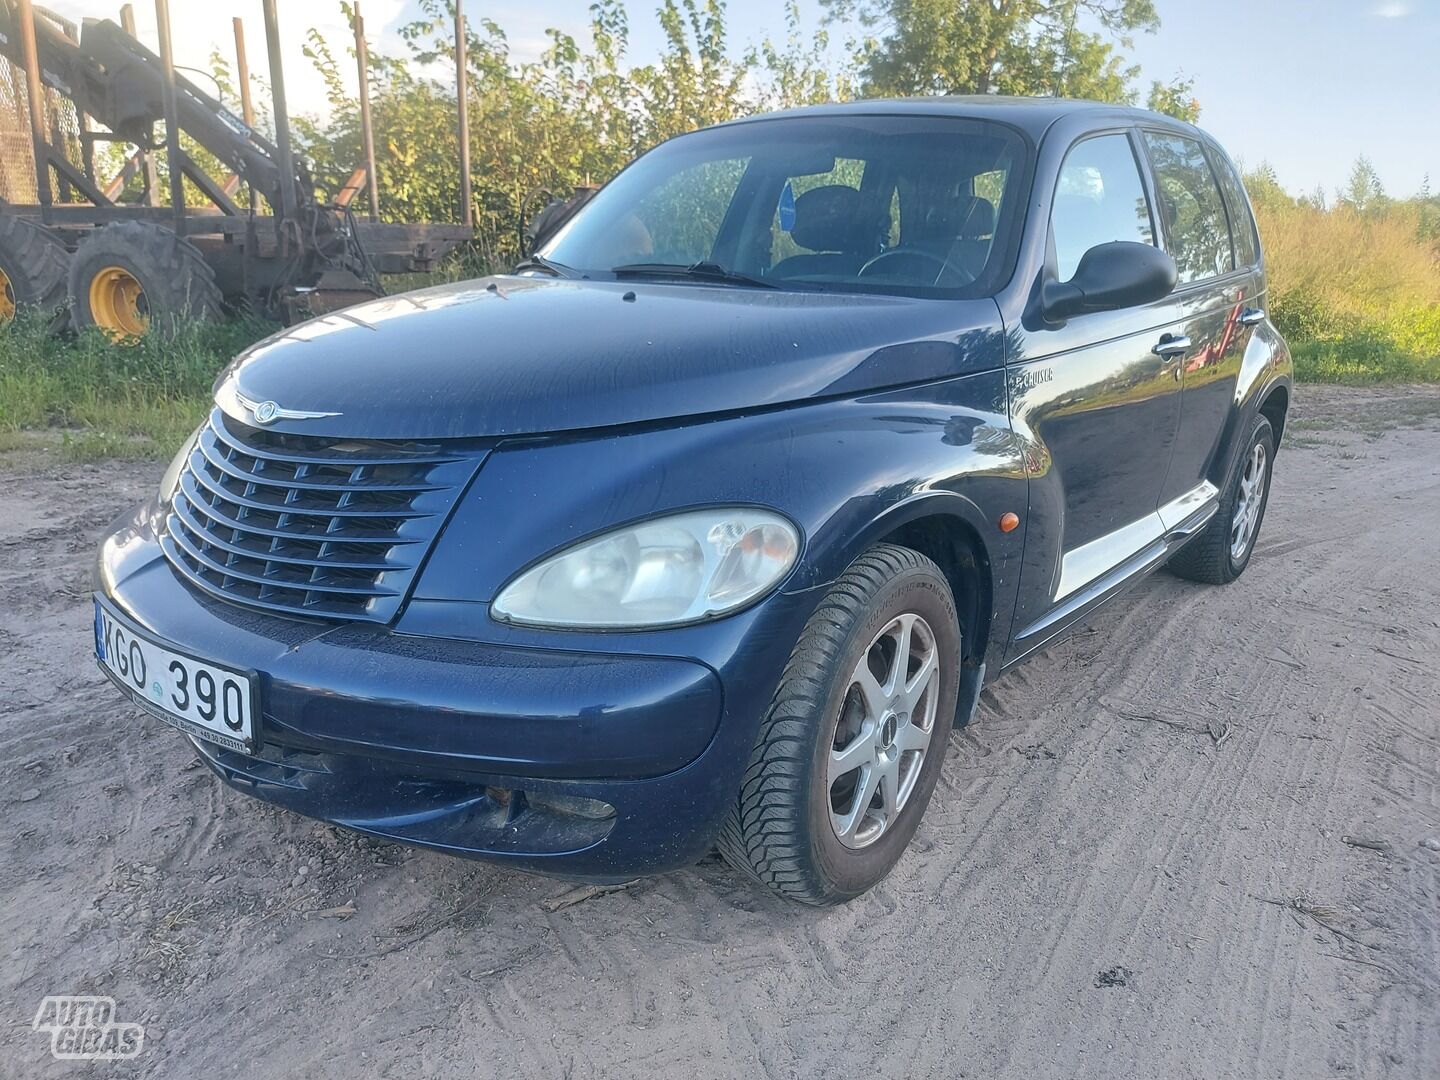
[215,276,1005,440]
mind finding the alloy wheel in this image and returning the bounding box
[828,612,940,849]
[1230,441,1268,562]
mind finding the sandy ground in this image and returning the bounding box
[1,384,1438,1079]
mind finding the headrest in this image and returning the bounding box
[789,185,868,253]
[958,196,996,238]
[908,194,997,250]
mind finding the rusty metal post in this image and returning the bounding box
[455,0,472,227]
[15,0,53,221]
[261,0,296,221]
[232,17,257,215]
[120,4,159,206]
[154,0,186,232]
[353,3,379,222]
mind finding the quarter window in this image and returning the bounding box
[1142,131,1235,283]
[1208,148,1260,268]
[1050,134,1156,283]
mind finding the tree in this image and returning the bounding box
[1339,155,1386,213]
[1241,161,1291,214]
[749,1,856,108]
[1146,74,1199,123]
[820,0,1158,101]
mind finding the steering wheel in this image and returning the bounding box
[858,248,974,287]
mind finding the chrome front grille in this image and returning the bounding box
[160,409,480,621]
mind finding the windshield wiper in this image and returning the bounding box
[610,261,776,289]
[512,254,577,278]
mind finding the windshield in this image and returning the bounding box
[539,114,1030,299]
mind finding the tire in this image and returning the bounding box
[68,221,222,338]
[1167,414,1276,585]
[718,544,962,905]
[0,213,69,323]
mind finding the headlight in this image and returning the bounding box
[492,508,799,628]
[158,428,200,507]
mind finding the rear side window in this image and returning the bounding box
[1050,133,1156,282]
[1207,148,1260,268]
[1142,131,1234,284]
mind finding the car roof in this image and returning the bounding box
[716,96,1202,142]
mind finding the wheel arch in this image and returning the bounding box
[1259,382,1289,445]
[822,492,1003,670]
[877,513,993,667]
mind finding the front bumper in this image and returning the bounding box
[94,502,803,881]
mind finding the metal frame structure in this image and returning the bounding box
[0,0,473,322]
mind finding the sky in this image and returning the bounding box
[46,0,1440,198]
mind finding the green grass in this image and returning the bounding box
[0,311,278,461]
[1280,304,1440,385]
[1290,334,1440,384]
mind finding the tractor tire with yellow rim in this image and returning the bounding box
[0,213,70,325]
[68,221,222,340]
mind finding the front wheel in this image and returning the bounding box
[718,544,961,905]
[1168,413,1276,585]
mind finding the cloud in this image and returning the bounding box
[1372,2,1412,16]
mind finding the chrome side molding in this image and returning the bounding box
[1054,481,1220,601]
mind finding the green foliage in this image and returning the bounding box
[1338,154,1386,213]
[291,0,847,270]
[1249,161,1440,385]
[819,0,1157,100]
[1146,74,1200,122]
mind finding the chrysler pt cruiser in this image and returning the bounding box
[94,98,1291,904]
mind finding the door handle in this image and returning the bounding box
[1238,307,1265,326]
[1152,335,1191,358]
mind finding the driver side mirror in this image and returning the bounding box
[1040,241,1177,322]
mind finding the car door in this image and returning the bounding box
[1157,135,1272,498]
[1137,129,1251,506]
[1006,128,1189,652]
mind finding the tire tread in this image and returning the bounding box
[68,221,223,333]
[717,544,947,905]
[0,213,69,317]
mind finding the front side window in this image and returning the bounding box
[542,116,1029,299]
[1142,131,1235,284]
[1050,133,1156,282]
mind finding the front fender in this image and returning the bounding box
[411,370,1028,657]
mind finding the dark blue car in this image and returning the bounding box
[94,98,1291,904]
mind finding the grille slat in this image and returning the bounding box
[182,461,433,519]
[160,409,480,622]
[180,492,419,545]
[166,519,401,596]
[194,430,447,495]
[169,497,396,572]
[166,518,403,596]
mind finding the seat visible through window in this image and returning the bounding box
[770,185,877,280]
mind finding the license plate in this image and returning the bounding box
[93,596,257,753]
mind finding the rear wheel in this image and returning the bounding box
[0,213,69,324]
[68,221,222,339]
[718,544,961,905]
[1167,413,1276,584]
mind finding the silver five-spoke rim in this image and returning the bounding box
[1230,441,1267,562]
[828,613,940,849]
